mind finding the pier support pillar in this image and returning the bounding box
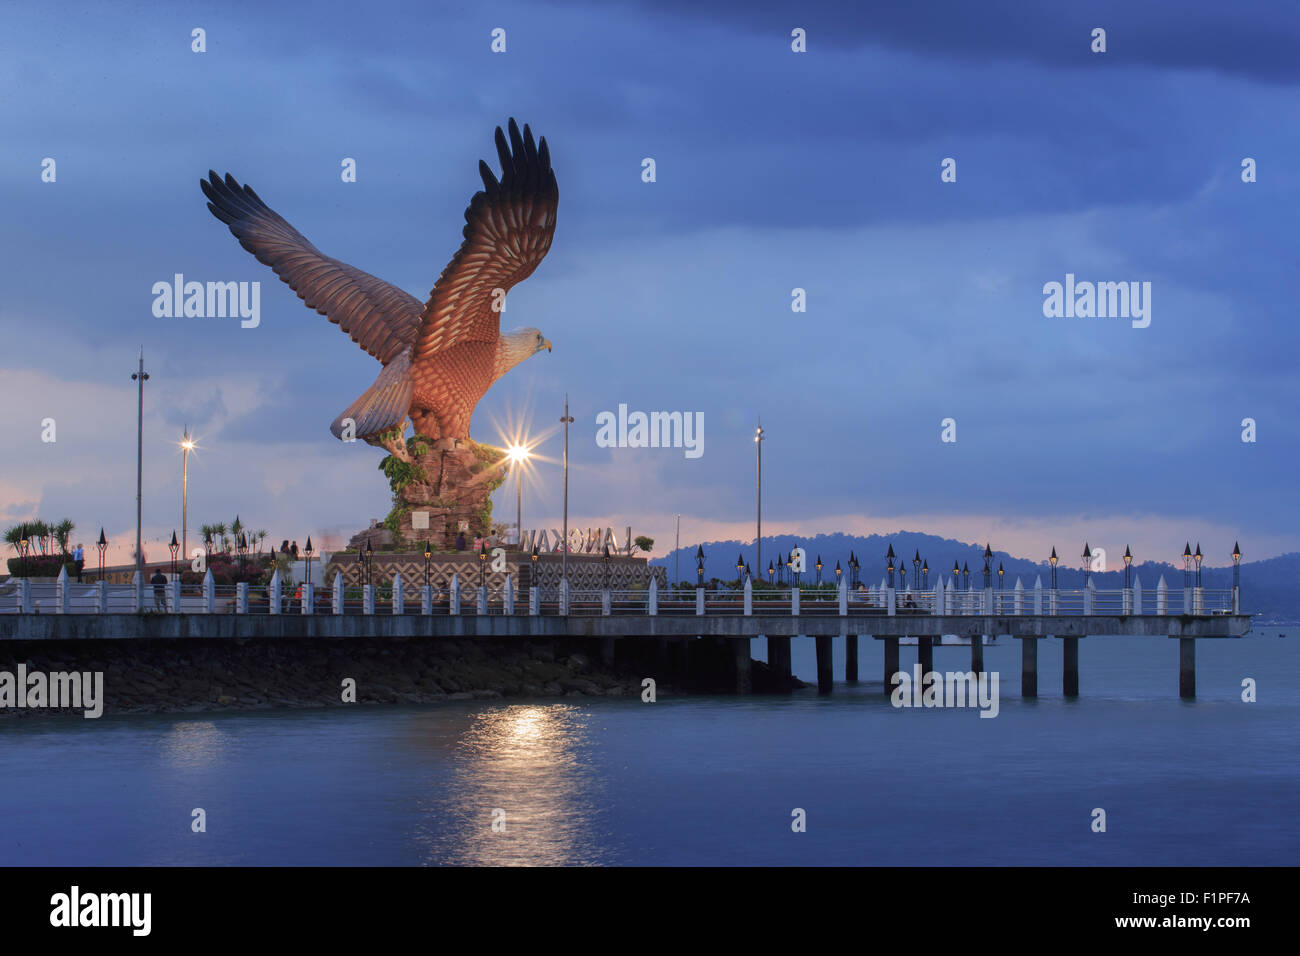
[815,635,833,695]
[768,635,791,686]
[654,637,669,678]
[971,635,984,675]
[845,635,859,682]
[883,637,900,696]
[1062,637,1079,697]
[1179,637,1195,699]
[599,636,616,667]
[1019,637,1039,698]
[918,636,934,677]
[734,638,753,694]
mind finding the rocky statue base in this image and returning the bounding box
[349,438,507,552]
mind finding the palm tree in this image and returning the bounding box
[213,522,229,554]
[256,529,269,556]
[53,519,75,555]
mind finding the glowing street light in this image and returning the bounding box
[505,441,532,550]
[179,428,196,565]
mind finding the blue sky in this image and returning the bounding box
[0,0,1295,566]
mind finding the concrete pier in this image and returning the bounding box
[1062,636,1079,697]
[1179,637,1196,698]
[883,637,900,695]
[815,635,833,695]
[918,636,934,677]
[971,634,984,675]
[599,636,616,666]
[845,634,859,682]
[1019,636,1039,698]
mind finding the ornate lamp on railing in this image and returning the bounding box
[951,560,960,591]
[834,560,842,587]
[1232,541,1241,592]
[1081,542,1092,587]
[355,545,365,588]
[365,540,374,588]
[736,554,745,583]
[1194,542,1203,588]
[998,562,1004,590]
[696,555,705,588]
[815,554,823,586]
[422,541,431,588]
[1049,546,1058,590]
[767,560,774,586]
[886,544,895,589]
[784,550,793,588]
[169,530,179,578]
[921,558,929,591]
[913,550,921,591]
[983,543,992,589]
[479,541,488,589]
[1123,545,1132,590]
[1182,542,1192,589]
[602,544,611,590]
[97,528,107,582]
[745,562,752,583]
[305,536,315,589]
[237,532,247,572]
[18,525,28,578]
[849,550,859,589]
[961,561,970,591]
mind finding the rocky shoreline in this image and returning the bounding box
[0,637,802,718]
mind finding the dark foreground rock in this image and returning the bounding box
[0,636,793,718]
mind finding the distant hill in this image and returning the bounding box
[654,531,1298,623]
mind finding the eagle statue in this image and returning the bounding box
[200,117,557,462]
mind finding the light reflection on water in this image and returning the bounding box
[412,704,614,866]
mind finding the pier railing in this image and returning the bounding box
[0,569,1239,619]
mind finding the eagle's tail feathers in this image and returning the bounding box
[329,353,412,444]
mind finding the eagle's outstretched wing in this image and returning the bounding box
[411,118,558,364]
[201,172,421,364]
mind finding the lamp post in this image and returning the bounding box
[479,541,488,589]
[95,528,107,582]
[696,557,704,589]
[951,560,960,592]
[736,554,745,584]
[815,555,823,586]
[834,560,841,587]
[998,562,1004,590]
[1194,542,1203,588]
[1232,541,1241,592]
[962,562,970,591]
[1123,545,1132,590]
[355,546,364,589]
[422,542,431,587]
[131,349,149,580]
[674,514,680,586]
[921,559,929,591]
[365,540,373,588]
[305,536,314,589]
[982,544,992,590]
[850,552,859,590]
[784,551,792,588]
[169,530,179,579]
[913,550,922,591]
[1049,546,1058,590]
[886,544,896,589]
[18,525,28,579]
[755,421,764,582]
[1182,542,1192,589]
[560,396,574,597]
[180,429,195,563]
[602,544,611,590]
[767,560,774,586]
[1081,542,1092,587]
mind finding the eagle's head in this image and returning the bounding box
[495,326,552,378]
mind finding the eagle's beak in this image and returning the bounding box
[543,339,552,352]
